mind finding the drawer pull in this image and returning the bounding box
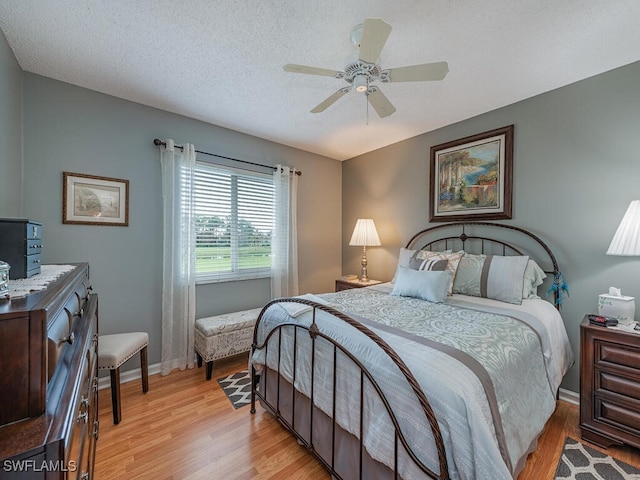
[62,332,75,345]
[75,308,84,318]
[77,411,88,423]
[81,473,89,480]
[34,259,41,264]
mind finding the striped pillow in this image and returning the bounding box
[413,250,463,295]
[453,254,529,304]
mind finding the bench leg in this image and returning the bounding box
[140,345,149,394]
[196,352,203,368]
[110,368,122,425]
[206,361,213,381]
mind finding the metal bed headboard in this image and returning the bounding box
[405,222,564,309]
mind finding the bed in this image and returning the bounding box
[250,222,574,480]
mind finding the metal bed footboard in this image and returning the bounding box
[250,298,450,480]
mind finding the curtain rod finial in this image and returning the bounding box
[153,138,164,146]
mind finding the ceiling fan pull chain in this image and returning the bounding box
[366,92,369,125]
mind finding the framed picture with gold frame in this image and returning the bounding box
[63,172,129,226]
[429,125,513,222]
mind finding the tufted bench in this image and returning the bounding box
[194,307,262,380]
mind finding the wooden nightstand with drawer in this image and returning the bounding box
[335,277,383,292]
[580,315,640,449]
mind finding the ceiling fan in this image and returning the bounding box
[283,18,449,118]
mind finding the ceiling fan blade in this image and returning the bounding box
[358,18,392,63]
[310,87,351,113]
[384,62,449,82]
[283,64,343,78]
[366,86,396,118]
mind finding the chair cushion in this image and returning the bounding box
[98,332,149,370]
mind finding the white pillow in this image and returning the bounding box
[390,267,452,303]
[523,260,547,299]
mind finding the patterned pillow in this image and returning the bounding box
[452,253,529,304]
[414,250,463,295]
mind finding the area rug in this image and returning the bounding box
[217,370,251,409]
[555,437,640,479]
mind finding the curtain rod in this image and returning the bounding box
[153,139,302,176]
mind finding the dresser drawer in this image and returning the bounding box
[596,339,640,371]
[597,370,640,401]
[26,238,43,255]
[594,396,640,435]
[47,310,73,381]
[26,254,42,276]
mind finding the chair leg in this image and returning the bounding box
[110,368,122,425]
[140,345,149,394]
[206,361,213,381]
[196,352,203,368]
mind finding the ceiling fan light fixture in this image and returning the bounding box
[353,74,368,93]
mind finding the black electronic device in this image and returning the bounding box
[588,314,618,327]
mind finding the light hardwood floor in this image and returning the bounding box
[95,354,640,479]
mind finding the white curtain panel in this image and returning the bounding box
[271,165,299,298]
[159,139,197,375]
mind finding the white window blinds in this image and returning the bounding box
[194,162,274,282]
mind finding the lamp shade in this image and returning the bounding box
[607,200,640,256]
[349,219,381,247]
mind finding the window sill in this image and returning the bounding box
[196,273,270,285]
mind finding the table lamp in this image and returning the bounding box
[603,200,640,324]
[349,219,381,282]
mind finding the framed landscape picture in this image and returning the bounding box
[63,172,129,226]
[429,125,513,222]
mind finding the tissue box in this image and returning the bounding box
[598,294,636,324]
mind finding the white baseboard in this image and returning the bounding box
[559,387,579,405]
[97,362,162,390]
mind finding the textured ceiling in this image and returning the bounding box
[1,0,639,161]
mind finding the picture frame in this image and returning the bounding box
[429,125,513,222]
[63,172,129,226]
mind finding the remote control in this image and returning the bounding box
[588,314,618,327]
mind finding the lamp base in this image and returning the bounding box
[359,246,369,282]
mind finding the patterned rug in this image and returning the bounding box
[555,437,640,479]
[217,370,251,409]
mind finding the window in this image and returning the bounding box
[194,162,274,283]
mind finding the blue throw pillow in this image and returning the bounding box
[390,267,452,303]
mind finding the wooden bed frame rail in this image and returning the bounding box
[250,298,450,480]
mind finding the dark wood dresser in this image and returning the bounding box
[0,264,98,479]
[580,315,640,449]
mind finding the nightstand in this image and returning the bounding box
[580,315,640,449]
[335,277,383,292]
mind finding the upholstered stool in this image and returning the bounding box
[98,332,149,425]
[194,307,261,380]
